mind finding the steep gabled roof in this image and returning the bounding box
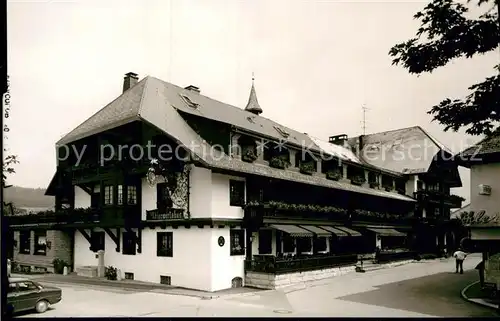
[347,126,452,174]
[57,78,147,145]
[58,76,320,152]
[54,76,415,203]
[457,134,500,158]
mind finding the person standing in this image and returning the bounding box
[453,248,467,274]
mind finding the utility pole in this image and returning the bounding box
[361,104,370,135]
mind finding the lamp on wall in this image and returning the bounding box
[250,235,255,243]
[13,240,18,248]
[46,241,52,250]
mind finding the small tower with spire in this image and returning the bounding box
[244,73,263,115]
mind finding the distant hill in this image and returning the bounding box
[4,186,54,208]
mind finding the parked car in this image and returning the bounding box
[7,278,62,314]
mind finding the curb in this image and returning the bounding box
[461,281,499,310]
[36,277,256,301]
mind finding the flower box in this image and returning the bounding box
[269,157,289,169]
[242,149,258,163]
[326,170,342,181]
[299,162,315,175]
[350,176,366,186]
[382,184,393,192]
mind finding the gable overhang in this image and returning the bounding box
[454,151,500,169]
[56,116,141,146]
[429,150,463,188]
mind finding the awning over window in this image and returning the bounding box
[319,226,349,237]
[334,226,362,237]
[367,228,406,237]
[299,225,331,237]
[471,228,500,240]
[270,224,314,237]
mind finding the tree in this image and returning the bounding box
[389,0,500,137]
[2,154,19,215]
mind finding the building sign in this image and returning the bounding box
[485,253,500,289]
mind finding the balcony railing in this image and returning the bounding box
[413,191,464,208]
[245,254,358,274]
[145,208,185,220]
[6,208,100,226]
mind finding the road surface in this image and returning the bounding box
[15,254,498,317]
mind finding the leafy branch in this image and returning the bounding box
[389,0,500,136]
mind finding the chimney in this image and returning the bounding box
[123,72,139,92]
[184,85,200,93]
[329,134,348,146]
[359,135,365,153]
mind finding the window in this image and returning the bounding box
[34,231,47,255]
[19,231,30,254]
[157,183,172,213]
[258,230,272,254]
[416,180,423,191]
[160,275,171,285]
[315,237,328,252]
[90,231,105,252]
[127,186,137,205]
[122,232,136,255]
[117,185,123,205]
[230,229,245,256]
[104,185,113,205]
[229,180,245,206]
[283,234,295,253]
[157,232,173,257]
[124,272,134,280]
[296,237,312,253]
[17,281,39,292]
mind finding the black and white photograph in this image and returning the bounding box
[1,0,499,318]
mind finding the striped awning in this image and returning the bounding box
[319,226,349,237]
[299,225,331,237]
[270,224,314,237]
[334,226,362,237]
[367,228,406,237]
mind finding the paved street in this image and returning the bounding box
[15,254,499,318]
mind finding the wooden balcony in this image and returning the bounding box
[413,191,464,208]
[67,159,150,184]
[245,254,358,274]
[145,208,186,221]
[6,208,101,227]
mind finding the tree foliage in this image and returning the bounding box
[389,0,500,136]
[2,155,19,215]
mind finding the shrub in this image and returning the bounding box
[105,266,118,280]
[52,258,69,274]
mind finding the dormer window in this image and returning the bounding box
[180,95,199,109]
[273,126,290,138]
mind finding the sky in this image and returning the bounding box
[6,0,499,203]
